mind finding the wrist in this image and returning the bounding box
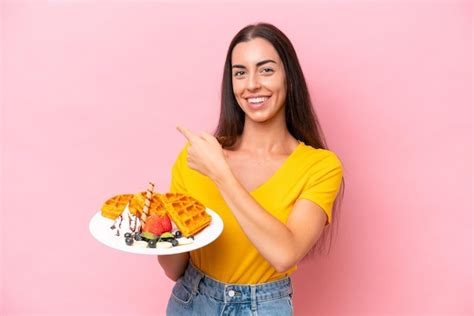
[211,164,234,189]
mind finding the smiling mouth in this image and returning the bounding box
[245,96,270,109]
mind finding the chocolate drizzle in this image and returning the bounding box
[132,213,139,233]
[118,215,123,229]
[109,188,153,239]
[110,214,126,236]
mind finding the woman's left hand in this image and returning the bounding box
[176,125,230,182]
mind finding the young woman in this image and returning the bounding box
[159,22,344,316]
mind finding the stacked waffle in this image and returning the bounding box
[100,184,211,237]
[101,194,134,220]
[160,192,211,237]
[128,191,167,218]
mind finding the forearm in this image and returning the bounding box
[157,252,190,281]
[214,170,296,272]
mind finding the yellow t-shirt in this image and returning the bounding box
[169,141,343,284]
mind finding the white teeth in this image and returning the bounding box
[248,97,268,104]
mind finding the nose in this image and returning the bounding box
[246,72,261,91]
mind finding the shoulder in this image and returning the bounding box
[297,143,342,170]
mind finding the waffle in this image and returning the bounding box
[128,191,167,218]
[101,194,134,220]
[160,193,211,237]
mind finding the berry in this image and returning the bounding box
[134,232,142,241]
[158,214,172,233]
[174,231,182,238]
[143,214,172,236]
[125,237,134,246]
[124,232,132,238]
[170,239,179,247]
[148,239,157,248]
[143,215,163,236]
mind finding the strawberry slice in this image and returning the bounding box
[158,214,172,233]
[143,215,164,236]
[143,214,172,236]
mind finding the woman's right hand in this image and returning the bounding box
[157,252,190,281]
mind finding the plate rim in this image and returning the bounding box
[89,208,223,255]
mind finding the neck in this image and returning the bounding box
[235,112,297,155]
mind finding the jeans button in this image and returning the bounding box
[228,290,235,297]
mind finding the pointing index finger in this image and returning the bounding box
[176,125,195,142]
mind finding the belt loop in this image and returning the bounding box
[192,273,203,295]
[189,262,204,295]
[250,285,257,311]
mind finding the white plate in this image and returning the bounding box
[89,208,223,255]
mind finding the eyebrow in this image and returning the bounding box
[232,59,277,69]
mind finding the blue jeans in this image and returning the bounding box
[166,260,294,315]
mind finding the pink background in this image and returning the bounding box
[1,1,472,315]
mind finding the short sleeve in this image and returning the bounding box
[298,153,343,225]
[169,144,189,193]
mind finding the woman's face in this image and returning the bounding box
[231,37,287,123]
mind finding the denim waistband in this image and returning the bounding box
[181,260,293,304]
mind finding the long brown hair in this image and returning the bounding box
[215,23,345,257]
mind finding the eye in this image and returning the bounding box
[233,70,246,77]
[261,68,274,74]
